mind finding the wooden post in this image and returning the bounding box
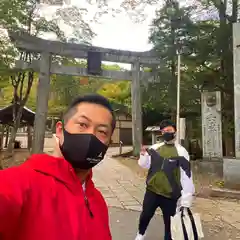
[179,118,186,146]
[151,132,157,145]
[51,117,56,132]
[0,125,4,150]
[27,126,32,150]
[131,61,142,156]
[4,126,9,148]
[32,52,51,154]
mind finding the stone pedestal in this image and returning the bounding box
[223,158,240,188]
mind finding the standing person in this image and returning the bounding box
[135,120,195,240]
[0,94,115,240]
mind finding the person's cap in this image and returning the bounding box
[159,119,176,131]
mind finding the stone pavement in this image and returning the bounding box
[109,207,240,240]
[93,147,240,239]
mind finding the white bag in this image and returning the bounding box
[171,208,204,240]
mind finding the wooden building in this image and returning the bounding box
[111,110,132,146]
[0,104,35,151]
[145,126,161,145]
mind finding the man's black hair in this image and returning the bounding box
[63,94,116,131]
[159,119,176,131]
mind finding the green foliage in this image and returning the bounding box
[47,60,129,115]
[145,0,238,119]
[98,81,131,107]
[146,0,199,114]
[0,0,97,107]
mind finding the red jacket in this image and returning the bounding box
[0,154,112,240]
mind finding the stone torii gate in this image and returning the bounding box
[223,23,240,186]
[9,31,160,155]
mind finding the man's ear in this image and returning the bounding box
[55,121,63,140]
[52,133,59,144]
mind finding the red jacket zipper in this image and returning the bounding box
[84,195,94,218]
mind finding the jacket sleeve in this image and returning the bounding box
[137,143,164,169]
[0,167,26,233]
[178,146,195,208]
[138,153,151,169]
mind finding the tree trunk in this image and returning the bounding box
[4,126,9,148]
[7,70,34,154]
[7,106,24,154]
[0,125,4,151]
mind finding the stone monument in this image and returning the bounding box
[201,91,223,159]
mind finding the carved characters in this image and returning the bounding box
[201,91,223,158]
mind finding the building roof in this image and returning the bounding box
[0,104,35,126]
[145,126,161,132]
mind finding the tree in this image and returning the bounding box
[47,59,107,116]
[48,60,132,117]
[0,0,63,153]
[0,0,95,153]
[148,0,198,116]
[147,0,239,154]
[97,63,131,107]
[98,81,131,107]
[197,0,239,153]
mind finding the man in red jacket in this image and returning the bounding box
[0,94,115,240]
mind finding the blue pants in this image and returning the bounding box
[138,189,177,240]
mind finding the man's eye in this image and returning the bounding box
[79,123,87,128]
[99,130,107,136]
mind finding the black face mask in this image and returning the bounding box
[162,132,175,142]
[60,129,109,169]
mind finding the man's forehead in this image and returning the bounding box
[76,102,111,112]
[162,126,175,131]
[73,104,112,125]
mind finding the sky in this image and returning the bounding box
[38,1,160,68]
[89,7,157,51]
[37,0,219,53]
[37,0,218,69]
[39,0,159,52]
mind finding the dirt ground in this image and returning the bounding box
[0,149,30,169]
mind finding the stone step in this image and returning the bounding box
[210,187,240,200]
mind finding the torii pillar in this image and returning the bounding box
[223,23,240,187]
[131,61,142,156]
